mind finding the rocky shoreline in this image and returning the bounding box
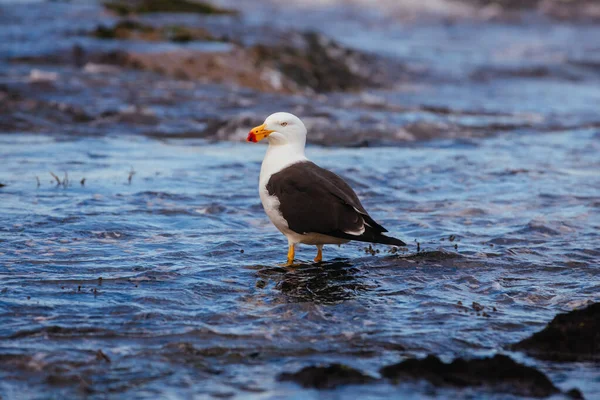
[513,302,600,362]
[277,302,599,397]
[279,355,583,398]
[2,0,600,146]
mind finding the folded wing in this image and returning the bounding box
[266,161,406,246]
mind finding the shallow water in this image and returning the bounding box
[1,0,600,399]
[1,131,599,398]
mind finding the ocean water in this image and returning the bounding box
[1,1,599,398]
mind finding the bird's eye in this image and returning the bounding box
[281,122,288,127]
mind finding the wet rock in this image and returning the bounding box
[380,354,560,398]
[90,50,131,67]
[98,105,159,126]
[406,249,463,260]
[539,0,600,22]
[167,25,215,43]
[200,114,263,141]
[463,0,600,21]
[104,0,237,16]
[199,113,471,146]
[255,261,367,304]
[86,27,402,93]
[278,364,375,389]
[471,65,582,82]
[95,349,111,363]
[108,31,397,94]
[10,45,88,67]
[250,31,392,93]
[566,388,585,400]
[94,19,151,40]
[7,325,116,339]
[117,48,295,93]
[12,10,403,94]
[462,0,540,9]
[512,302,600,362]
[93,20,215,43]
[0,84,93,132]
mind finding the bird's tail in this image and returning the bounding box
[372,234,407,247]
[331,230,407,247]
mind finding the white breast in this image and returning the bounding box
[259,186,293,237]
[258,143,308,243]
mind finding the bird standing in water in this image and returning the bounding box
[247,112,406,265]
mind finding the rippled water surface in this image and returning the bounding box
[1,0,600,399]
[2,131,599,398]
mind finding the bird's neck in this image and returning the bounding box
[260,143,307,185]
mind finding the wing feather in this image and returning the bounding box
[267,162,379,236]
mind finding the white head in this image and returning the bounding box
[247,112,307,148]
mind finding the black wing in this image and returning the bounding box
[266,161,406,246]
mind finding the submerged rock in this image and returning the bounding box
[278,364,376,389]
[512,302,600,362]
[380,354,560,398]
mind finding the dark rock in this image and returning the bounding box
[93,19,154,40]
[380,354,560,398]
[541,0,600,22]
[19,27,399,94]
[462,0,600,21]
[116,30,399,93]
[91,50,130,66]
[278,363,375,389]
[0,85,94,133]
[200,114,263,141]
[95,349,111,363]
[406,249,463,260]
[251,31,392,93]
[7,325,116,339]
[566,388,585,399]
[512,302,600,362]
[167,25,212,43]
[111,48,297,93]
[92,20,215,43]
[104,0,237,16]
[471,65,582,83]
[462,0,540,9]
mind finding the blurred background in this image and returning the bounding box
[1,0,599,399]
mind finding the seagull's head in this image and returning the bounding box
[247,112,307,146]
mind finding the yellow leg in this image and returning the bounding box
[286,244,295,266]
[314,245,323,263]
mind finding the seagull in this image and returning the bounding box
[247,112,406,265]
